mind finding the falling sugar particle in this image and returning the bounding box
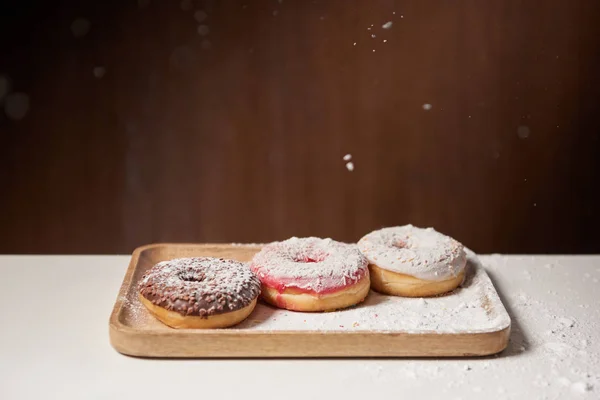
[401,15,404,18]
[343,154,352,161]
[517,125,530,139]
[346,162,354,172]
[533,203,537,207]
[383,39,387,43]
[169,45,195,71]
[382,21,393,29]
[197,25,210,35]
[422,103,432,111]
[201,39,212,50]
[93,66,106,78]
[4,92,30,120]
[194,10,208,22]
[371,34,376,38]
[180,0,193,11]
[138,0,150,8]
[372,49,376,52]
[353,42,356,46]
[71,18,91,37]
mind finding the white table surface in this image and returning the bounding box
[0,255,598,400]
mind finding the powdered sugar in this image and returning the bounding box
[250,237,368,294]
[238,256,508,333]
[358,225,467,281]
[123,251,509,334]
[138,257,260,315]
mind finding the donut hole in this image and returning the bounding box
[393,239,409,249]
[178,272,206,282]
[292,252,326,263]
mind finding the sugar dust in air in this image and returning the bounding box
[343,154,354,172]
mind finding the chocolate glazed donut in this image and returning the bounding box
[138,257,261,329]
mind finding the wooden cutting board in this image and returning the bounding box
[109,243,511,358]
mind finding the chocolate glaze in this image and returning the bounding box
[138,257,261,317]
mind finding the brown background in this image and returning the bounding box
[1,0,599,254]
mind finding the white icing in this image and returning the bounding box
[250,237,368,294]
[358,225,466,281]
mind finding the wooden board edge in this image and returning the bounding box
[110,323,511,358]
[108,245,143,337]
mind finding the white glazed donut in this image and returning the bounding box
[358,225,467,297]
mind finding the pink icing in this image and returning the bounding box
[250,237,369,295]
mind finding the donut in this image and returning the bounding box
[138,257,261,329]
[249,237,370,312]
[358,225,467,297]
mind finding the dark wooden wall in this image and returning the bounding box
[1,0,599,254]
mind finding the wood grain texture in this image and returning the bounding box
[109,243,510,358]
[2,0,600,254]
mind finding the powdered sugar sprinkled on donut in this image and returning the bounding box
[358,225,466,281]
[139,257,260,316]
[250,237,369,294]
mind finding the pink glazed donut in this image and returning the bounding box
[250,237,370,312]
